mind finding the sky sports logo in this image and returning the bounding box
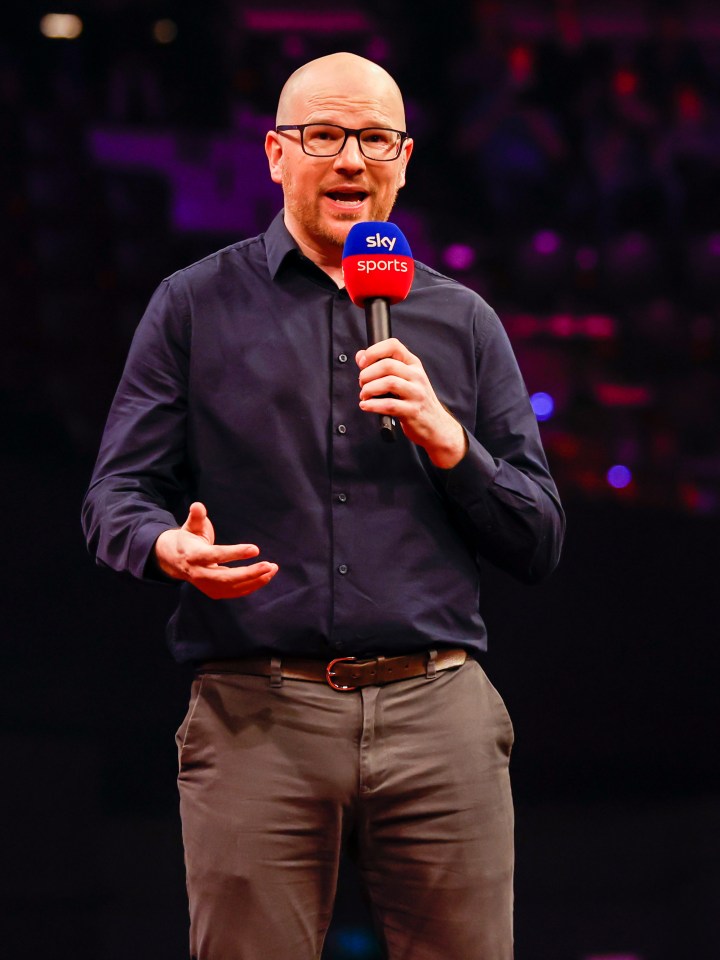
[364,232,398,251]
[356,258,410,272]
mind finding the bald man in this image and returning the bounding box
[83,53,564,959]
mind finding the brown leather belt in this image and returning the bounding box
[196,647,467,691]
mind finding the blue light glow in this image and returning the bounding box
[335,927,378,956]
[607,464,632,489]
[530,391,554,421]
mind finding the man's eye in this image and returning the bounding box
[363,132,393,145]
[309,127,341,141]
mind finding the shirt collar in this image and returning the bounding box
[265,210,307,279]
[264,210,344,291]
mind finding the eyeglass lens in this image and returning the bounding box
[302,124,402,159]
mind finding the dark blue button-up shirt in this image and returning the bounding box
[82,213,564,663]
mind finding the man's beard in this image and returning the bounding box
[282,177,400,250]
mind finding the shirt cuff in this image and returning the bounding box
[128,520,180,583]
[426,430,498,525]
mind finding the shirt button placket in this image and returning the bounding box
[329,293,366,647]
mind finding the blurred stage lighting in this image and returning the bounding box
[585,954,642,960]
[602,232,659,296]
[443,243,475,271]
[680,483,717,514]
[530,392,554,421]
[576,246,598,271]
[607,465,632,489]
[40,13,83,39]
[613,68,638,97]
[533,230,560,255]
[282,34,305,58]
[333,925,378,957]
[153,19,178,44]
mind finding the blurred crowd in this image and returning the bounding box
[2,0,720,513]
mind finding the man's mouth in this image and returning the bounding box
[325,189,369,207]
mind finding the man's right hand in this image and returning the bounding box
[154,502,279,600]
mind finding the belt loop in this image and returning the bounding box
[270,657,283,688]
[375,654,385,682]
[426,649,437,680]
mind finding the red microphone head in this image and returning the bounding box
[342,221,414,306]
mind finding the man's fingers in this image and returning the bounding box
[356,338,416,369]
[193,561,279,600]
[359,374,419,402]
[202,542,261,565]
[185,501,207,531]
[358,357,418,388]
[196,559,276,583]
[185,501,216,544]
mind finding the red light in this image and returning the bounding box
[595,383,653,407]
[677,86,702,121]
[509,45,533,84]
[614,69,638,97]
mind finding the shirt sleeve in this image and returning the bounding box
[81,277,190,582]
[435,302,565,583]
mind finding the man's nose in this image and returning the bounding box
[333,134,366,172]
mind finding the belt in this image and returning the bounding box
[196,647,467,691]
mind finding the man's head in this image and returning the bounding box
[265,53,413,266]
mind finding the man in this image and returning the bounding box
[83,52,564,960]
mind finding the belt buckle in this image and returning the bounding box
[326,656,357,691]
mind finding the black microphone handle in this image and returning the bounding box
[364,297,396,443]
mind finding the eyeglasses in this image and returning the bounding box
[276,123,408,161]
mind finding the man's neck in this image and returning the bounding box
[284,218,346,288]
[307,258,344,288]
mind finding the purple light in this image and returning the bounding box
[576,246,598,270]
[708,233,720,257]
[282,34,305,58]
[607,464,632,489]
[584,955,643,960]
[244,11,370,32]
[584,314,615,338]
[365,35,390,62]
[443,243,475,271]
[530,392,554,421]
[549,314,574,337]
[534,230,560,255]
[620,232,648,257]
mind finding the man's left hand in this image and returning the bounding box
[356,338,468,469]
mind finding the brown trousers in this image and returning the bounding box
[176,659,515,960]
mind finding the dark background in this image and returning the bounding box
[3,1,719,958]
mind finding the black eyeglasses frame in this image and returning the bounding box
[275,123,409,161]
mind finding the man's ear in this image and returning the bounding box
[265,131,283,185]
[397,137,414,190]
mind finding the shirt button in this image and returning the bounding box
[337,424,347,435]
[337,564,348,575]
[337,493,347,503]
[338,353,348,363]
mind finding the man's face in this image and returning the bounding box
[265,65,413,264]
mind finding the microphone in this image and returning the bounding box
[342,222,414,442]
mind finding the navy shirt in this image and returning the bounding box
[82,213,564,663]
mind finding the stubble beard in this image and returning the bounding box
[282,176,400,251]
